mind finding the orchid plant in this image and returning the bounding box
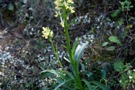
[41,0,108,90]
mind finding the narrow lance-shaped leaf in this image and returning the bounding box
[82,79,93,90]
[111,10,120,17]
[108,36,122,45]
[106,46,115,51]
[74,42,88,61]
[90,81,109,90]
[102,42,109,47]
[41,70,65,79]
[54,79,73,90]
[71,38,79,57]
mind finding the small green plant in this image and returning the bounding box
[40,0,108,90]
[111,0,133,18]
[111,0,133,27]
[114,61,135,89]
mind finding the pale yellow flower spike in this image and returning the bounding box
[42,27,53,39]
[54,12,59,17]
[54,1,60,10]
[68,6,75,13]
[64,2,69,9]
[49,31,53,38]
[67,0,74,4]
[60,21,64,27]
[54,0,61,6]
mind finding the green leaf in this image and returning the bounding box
[118,18,124,25]
[90,81,108,90]
[111,10,120,17]
[67,72,74,79]
[41,70,65,79]
[120,73,129,89]
[62,45,68,50]
[82,79,93,90]
[64,57,70,63]
[74,42,88,61]
[108,36,121,45]
[54,79,72,90]
[120,30,127,39]
[41,70,74,90]
[114,61,124,72]
[86,71,93,78]
[80,63,85,71]
[72,38,79,58]
[40,70,55,78]
[8,3,14,11]
[101,69,106,79]
[102,42,109,47]
[106,46,115,51]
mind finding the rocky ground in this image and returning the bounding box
[0,27,52,89]
[0,23,95,89]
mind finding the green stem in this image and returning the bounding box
[74,62,82,90]
[50,38,74,79]
[63,9,74,66]
[50,38,63,68]
[63,9,82,90]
